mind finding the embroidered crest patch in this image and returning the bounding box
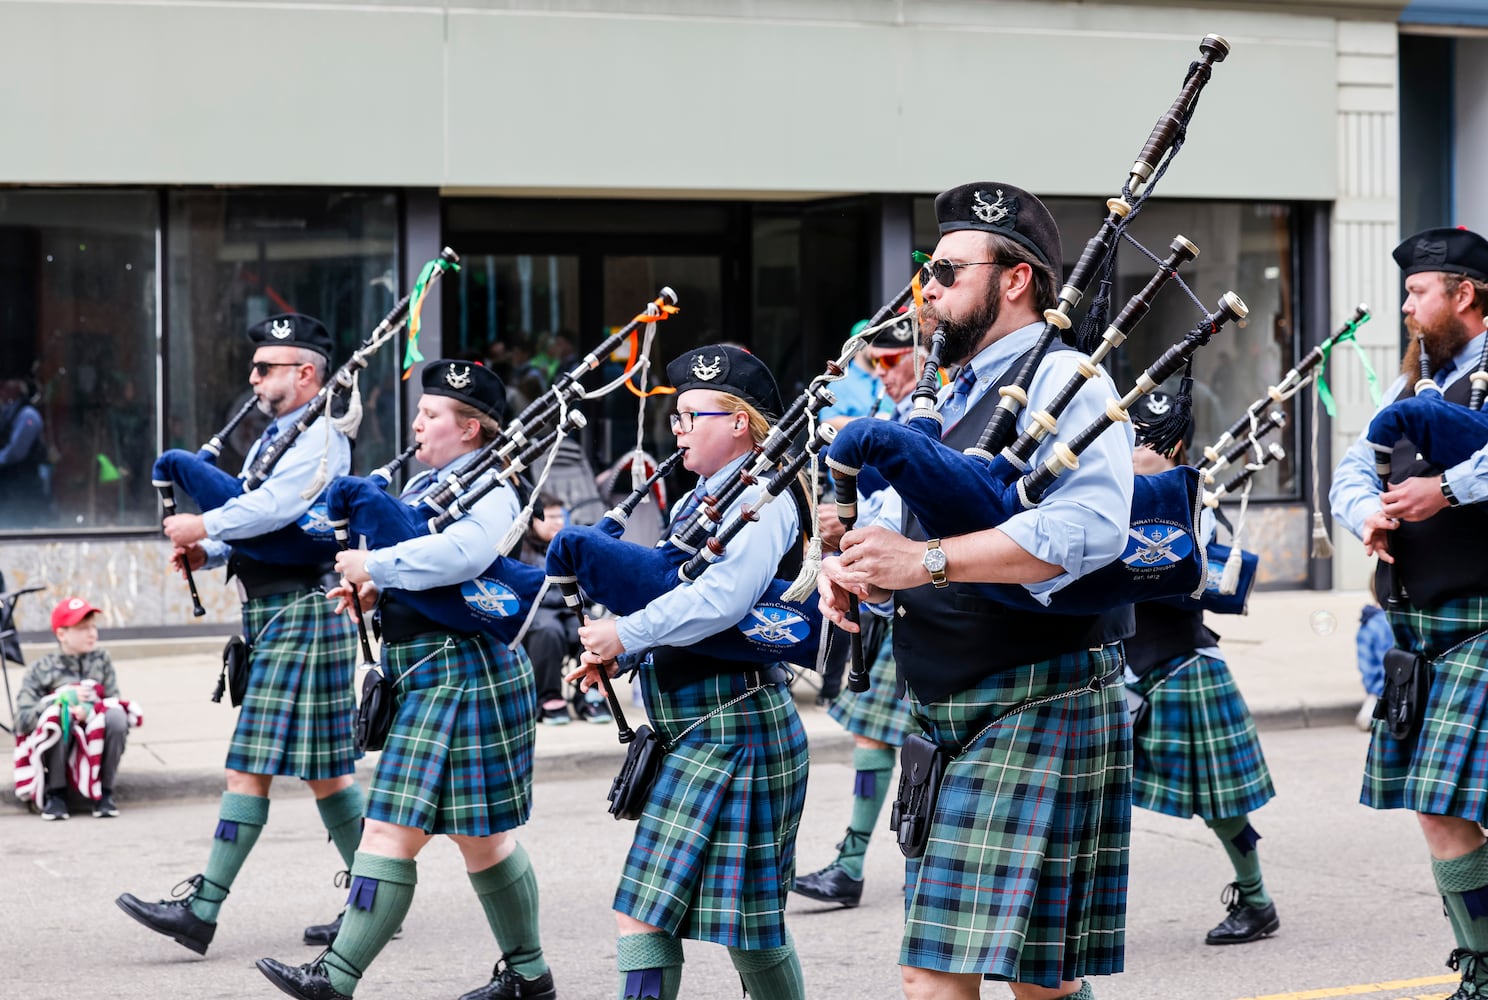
[462,577,521,619]
[739,603,810,647]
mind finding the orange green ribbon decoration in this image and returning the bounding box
[1314,310,1379,417]
[907,253,948,385]
[401,255,462,379]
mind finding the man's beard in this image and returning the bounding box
[1402,313,1472,378]
[919,292,1002,367]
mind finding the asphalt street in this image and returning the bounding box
[0,723,1464,1000]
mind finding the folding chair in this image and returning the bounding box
[0,573,45,736]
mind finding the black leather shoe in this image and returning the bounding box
[257,957,354,1000]
[303,911,402,947]
[116,883,218,956]
[458,960,557,1000]
[1205,883,1279,945]
[792,863,864,908]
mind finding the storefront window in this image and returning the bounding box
[166,191,401,474]
[0,190,159,532]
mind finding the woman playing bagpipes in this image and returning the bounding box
[818,181,1134,1000]
[1123,391,1279,948]
[1329,227,1488,1000]
[256,360,556,1000]
[569,344,812,1000]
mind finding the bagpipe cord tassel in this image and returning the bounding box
[1309,377,1334,559]
[781,410,824,603]
[333,370,365,441]
[497,395,571,557]
[507,577,553,652]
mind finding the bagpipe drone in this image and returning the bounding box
[153,248,461,616]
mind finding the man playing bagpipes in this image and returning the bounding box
[1330,227,1488,1000]
[1124,392,1280,948]
[795,323,923,910]
[256,360,556,1000]
[118,314,366,957]
[568,345,812,1000]
[818,181,1134,1000]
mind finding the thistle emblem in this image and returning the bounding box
[972,189,1014,226]
[1146,393,1172,416]
[269,318,294,340]
[445,364,473,390]
[691,354,723,381]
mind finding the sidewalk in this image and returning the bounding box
[0,588,1375,812]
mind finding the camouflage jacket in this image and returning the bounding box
[15,649,118,734]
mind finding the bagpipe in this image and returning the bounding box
[326,290,679,643]
[540,303,928,671]
[152,248,460,616]
[1365,329,1488,483]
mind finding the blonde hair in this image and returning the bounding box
[716,392,772,444]
[450,400,501,444]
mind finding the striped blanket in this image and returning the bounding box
[13,682,142,803]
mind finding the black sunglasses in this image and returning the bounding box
[249,361,303,377]
[914,256,1005,289]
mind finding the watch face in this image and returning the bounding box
[923,548,948,573]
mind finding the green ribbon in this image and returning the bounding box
[1314,315,1381,417]
[401,255,461,376]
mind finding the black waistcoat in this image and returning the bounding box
[892,347,1134,705]
[1127,602,1218,678]
[1374,373,1488,609]
[648,477,810,692]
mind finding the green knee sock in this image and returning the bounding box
[190,791,269,922]
[836,747,895,880]
[315,784,365,869]
[1433,841,1488,973]
[1207,815,1271,906]
[323,852,418,996]
[617,931,684,1000]
[1062,980,1094,1000]
[728,932,805,1000]
[468,844,549,980]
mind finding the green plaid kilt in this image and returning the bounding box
[614,666,809,949]
[900,644,1131,987]
[225,589,359,780]
[1362,595,1488,819]
[366,633,537,836]
[1128,651,1275,821]
[827,623,913,747]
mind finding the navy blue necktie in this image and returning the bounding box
[940,365,977,436]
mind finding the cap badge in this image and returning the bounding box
[445,364,473,390]
[973,189,1014,226]
[1146,393,1171,416]
[691,354,723,382]
[269,318,294,340]
[888,316,914,342]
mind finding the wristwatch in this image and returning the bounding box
[1442,476,1462,508]
[923,538,949,589]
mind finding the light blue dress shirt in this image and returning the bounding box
[365,449,521,591]
[1330,330,1488,540]
[864,320,1135,604]
[614,451,800,653]
[198,400,352,567]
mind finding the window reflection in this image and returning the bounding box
[0,190,159,531]
[166,191,400,475]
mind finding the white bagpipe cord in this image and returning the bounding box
[781,405,824,603]
[303,371,367,501]
[1220,413,1263,596]
[496,391,573,558]
[1308,377,1334,558]
[630,324,660,492]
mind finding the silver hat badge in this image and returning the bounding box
[445,364,473,390]
[269,318,294,340]
[691,354,723,381]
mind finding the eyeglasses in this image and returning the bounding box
[868,351,913,374]
[249,361,302,378]
[669,410,733,434]
[915,257,1004,289]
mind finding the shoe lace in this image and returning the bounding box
[834,826,872,854]
[333,869,352,889]
[1219,881,1243,914]
[490,950,544,985]
[1449,949,1488,997]
[314,946,364,983]
[169,873,230,907]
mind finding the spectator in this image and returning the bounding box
[0,377,50,527]
[14,597,136,820]
[1356,598,1392,731]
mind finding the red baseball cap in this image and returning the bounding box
[51,597,101,630]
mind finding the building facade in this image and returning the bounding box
[0,0,1409,634]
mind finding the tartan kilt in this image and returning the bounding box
[900,644,1131,987]
[827,623,913,747]
[366,633,537,836]
[1362,595,1488,820]
[1128,651,1275,820]
[614,666,810,949]
[225,589,359,780]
